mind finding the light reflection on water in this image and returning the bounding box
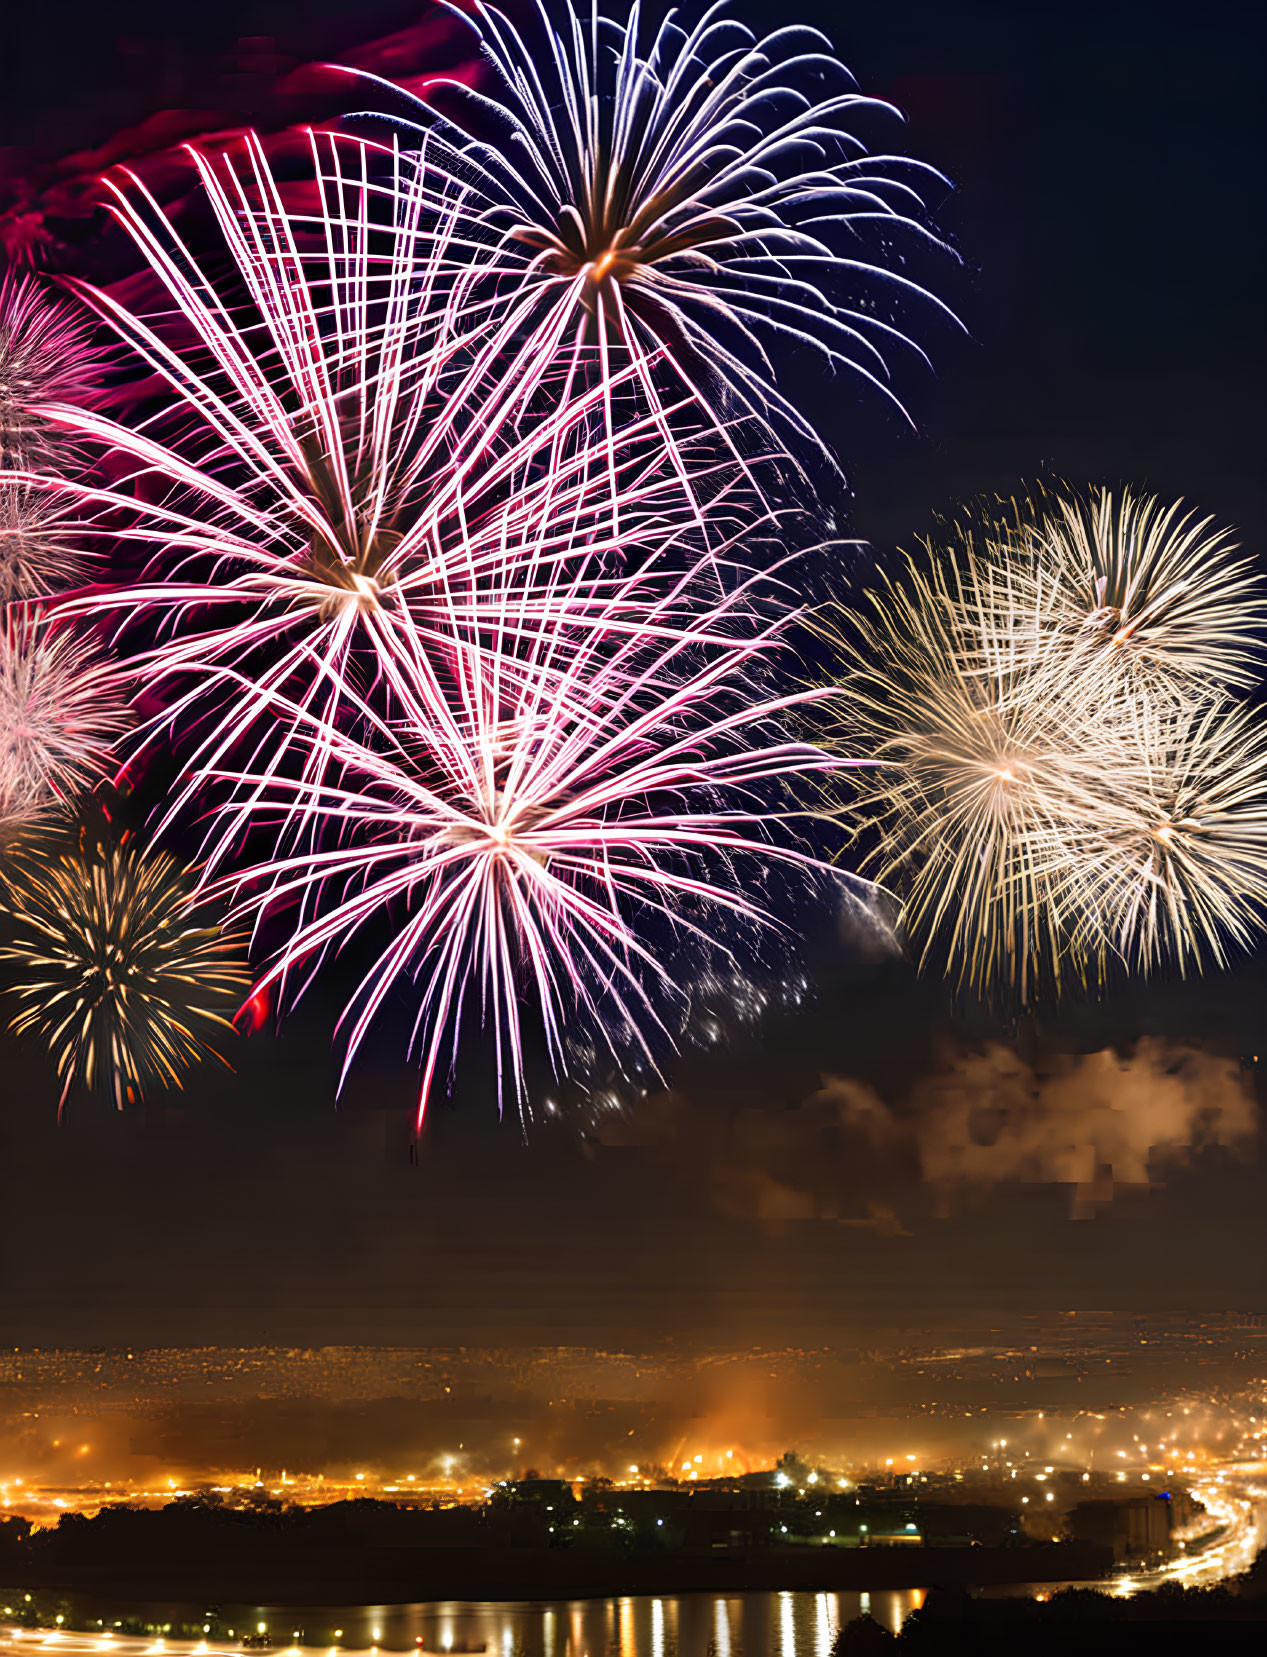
[221,1591,926,1651]
[2,1590,929,1653]
[714,1597,731,1657]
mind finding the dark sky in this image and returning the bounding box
[1,0,1265,1351]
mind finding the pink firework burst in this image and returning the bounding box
[0,609,130,836]
[0,268,108,472]
[0,480,95,603]
[206,556,846,1129]
[33,130,758,832]
[342,0,958,485]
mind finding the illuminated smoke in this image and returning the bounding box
[816,1038,1256,1217]
[596,1038,1255,1225]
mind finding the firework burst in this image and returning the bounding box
[36,129,758,831]
[817,512,1267,1001]
[207,560,843,1129]
[1074,690,1267,977]
[347,0,957,483]
[977,486,1265,697]
[0,268,107,472]
[0,610,130,834]
[815,552,1113,1001]
[0,480,92,601]
[1,829,249,1111]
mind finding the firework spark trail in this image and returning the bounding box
[0,609,130,835]
[26,130,771,847]
[202,551,847,1129]
[340,0,958,494]
[1,829,249,1112]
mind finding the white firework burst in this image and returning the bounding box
[816,506,1267,1001]
[978,486,1266,697]
[345,0,957,486]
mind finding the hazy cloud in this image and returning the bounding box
[814,1039,1257,1218]
[597,1038,1256,1230]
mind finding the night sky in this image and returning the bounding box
[1,0,1265,1351]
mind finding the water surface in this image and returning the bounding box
[8,1591,930,1652]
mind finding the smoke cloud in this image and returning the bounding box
[814,1038,1257,1218]
[597,1039,1256,1225]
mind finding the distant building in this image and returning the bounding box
[489,1478,577,1511]
[1067,1495,1172,1565]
